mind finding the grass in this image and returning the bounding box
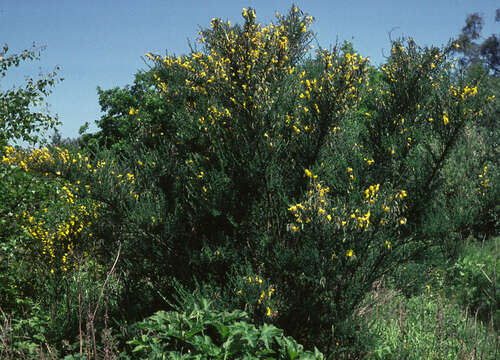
[356,236,499,360]
[358,288,498,359]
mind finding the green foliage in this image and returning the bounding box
[80,70,165,152]
[360,291,498,360]
[445,237,500,326]
[0,300,57,360]
[0,43,62,147]
[127,285,324,359]
[0,161,59,313]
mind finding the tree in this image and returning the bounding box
[0,43,62,149]
[453,9,500,75]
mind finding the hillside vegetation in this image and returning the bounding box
[1,5,498,359]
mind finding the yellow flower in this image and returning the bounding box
[266,307,272,316]
[304,169,312,178]
[346,249,354,257]
[443,112,449,125]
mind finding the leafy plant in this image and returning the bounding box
[127,285,324,359]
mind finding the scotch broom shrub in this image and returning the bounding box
[128,7,487,352]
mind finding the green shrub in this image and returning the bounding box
[127,285,324,359]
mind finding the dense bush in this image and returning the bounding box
[78,6,492,351]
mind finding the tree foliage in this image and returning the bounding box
[452,8,500,75]
[0,43,61,148]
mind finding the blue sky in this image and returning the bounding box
[1,0,498,141]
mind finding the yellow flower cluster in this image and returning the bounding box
[148,9,312,97]
[448,84,478,99]
[347,166,355,190]
[238,275,276,317]
[2,146,57,172]
[2,145,151,275]
[289,167,410,248]
[478,165,489,197]
[143,6,366,143]
[364,184,380,204]
[3,146,140,203]
[20,197,101,274]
